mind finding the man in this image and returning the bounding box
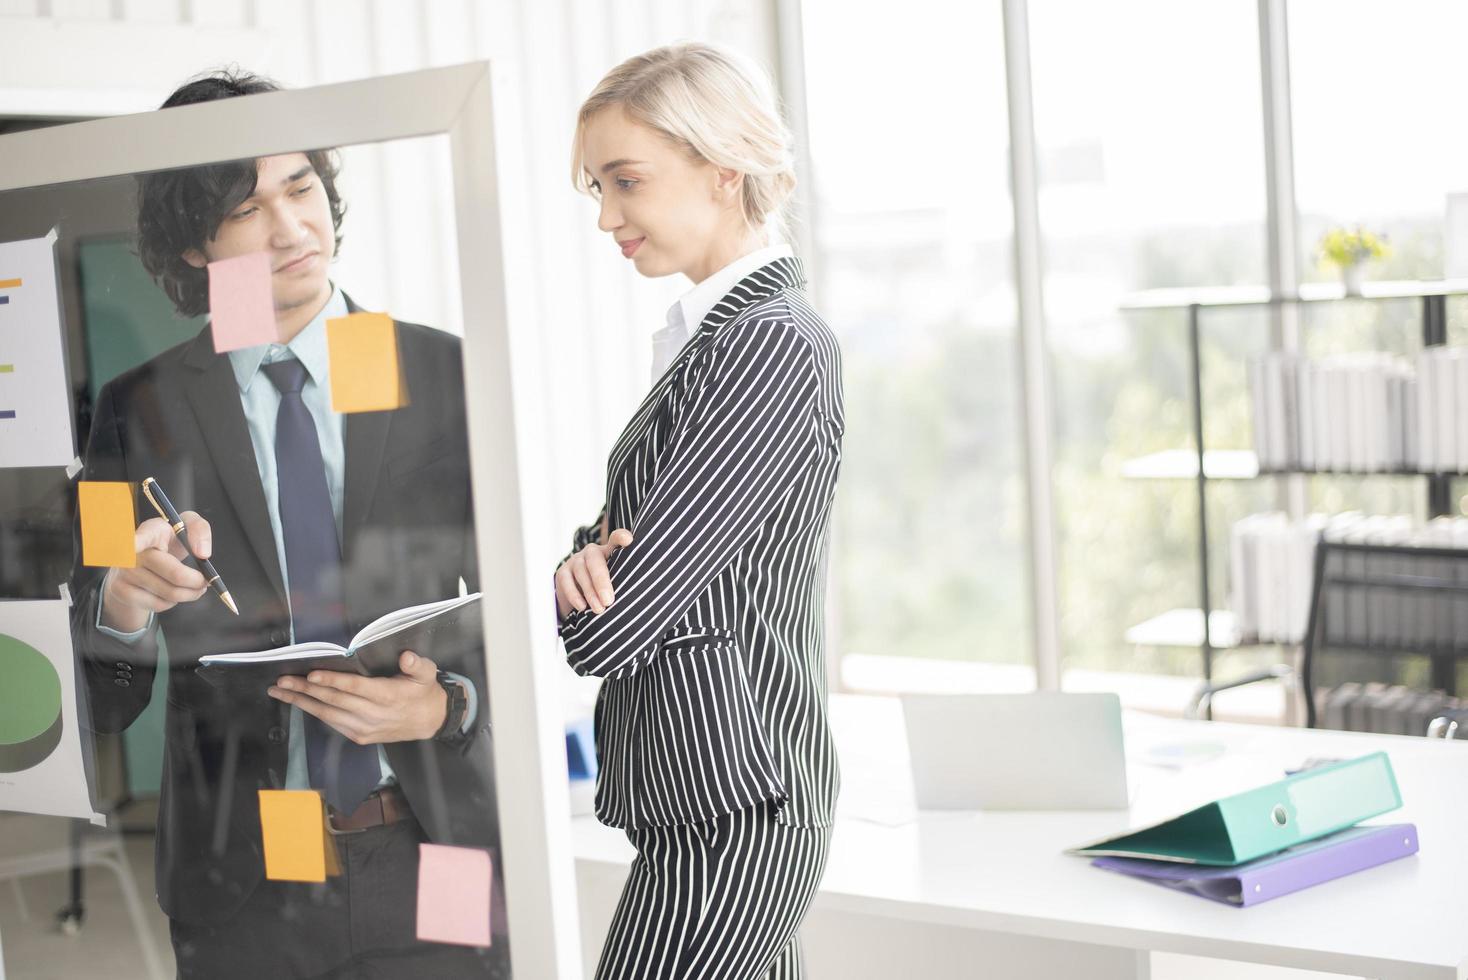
[69,69,507,978]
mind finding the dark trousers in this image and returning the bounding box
[169,817,509,979]
[595,801,832,980]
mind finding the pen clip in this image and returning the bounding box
[140,477,170,524]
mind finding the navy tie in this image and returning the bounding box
[263,358,379,813]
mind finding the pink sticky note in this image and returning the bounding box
[208,253,277,353]
[416,843,492,947]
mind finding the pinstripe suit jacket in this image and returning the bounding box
[560,257,842,830]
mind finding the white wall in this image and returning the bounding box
[0,0,781,543]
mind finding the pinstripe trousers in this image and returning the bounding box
[594,801,832,980]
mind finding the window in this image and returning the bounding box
[1027,0,1270,685]
[800,0,1032,686]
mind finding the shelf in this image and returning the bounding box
[1121,448,1468,481]
[1124,608,1248,649]
[1119,278,1468,312]
[1119,285,1273,311]
[1261,467,1467,478]
[1121,449,1259,480]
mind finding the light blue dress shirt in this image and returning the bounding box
[99,283,474,793]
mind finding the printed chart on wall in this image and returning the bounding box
[0,231,74,468]
[0,600,102,823]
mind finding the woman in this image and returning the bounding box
[556,43,844,980]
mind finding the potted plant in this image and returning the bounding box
[1315,225,1390,295]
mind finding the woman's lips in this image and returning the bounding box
[619,238,644,258]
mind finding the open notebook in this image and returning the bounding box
[196,593,482,690]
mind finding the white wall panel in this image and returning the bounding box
[423,0,473,65]
[190,0,247,28]
[308,0,372,83]
[119,0,177,24]
[368,0,425,76]
[0,18,271,115]
[253,0,314,84]
[50,0,110,20]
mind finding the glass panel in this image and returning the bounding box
[0,136,511,978]
[801,0,1032,686]
[1028,0,1272,687]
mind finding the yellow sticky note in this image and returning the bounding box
[258,790,327,882]
[326,312,408,413]
[77,481,136,568]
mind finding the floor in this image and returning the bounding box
[0,830,172,980]
[0,816,1360,980]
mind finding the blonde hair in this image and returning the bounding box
[572,43,797,240]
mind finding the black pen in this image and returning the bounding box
[140,476,239,615]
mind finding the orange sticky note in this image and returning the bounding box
[326,312,408,413]
[208,253,278,353]
[416,843,492,947]
[77,481,136,568]
[258,790,327,882]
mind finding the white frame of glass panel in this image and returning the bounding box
[0,62,581,979]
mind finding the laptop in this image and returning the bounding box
[899,692,1130,810]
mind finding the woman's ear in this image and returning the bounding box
[714,166,744,202]
[181,247,208,270]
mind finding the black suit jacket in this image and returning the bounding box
[69,295,499,926]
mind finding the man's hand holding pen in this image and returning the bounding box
[100,510,215,633]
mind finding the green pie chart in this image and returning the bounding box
[0,633,64,773]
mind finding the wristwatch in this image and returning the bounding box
[434,670,471,744]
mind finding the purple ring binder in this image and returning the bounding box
[1091,823,1419,907]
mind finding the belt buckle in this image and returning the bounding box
[326,812,367,835]
[325,792,381,835]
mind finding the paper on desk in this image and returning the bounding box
[78,481,136,568]
[326,312,407,413]
[1133,740,1228,771]
[208,253,278,353]
[416,842,493,947]
[258,790,327,882]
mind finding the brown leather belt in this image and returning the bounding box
[327,785,414,834]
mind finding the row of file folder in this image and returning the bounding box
[1248,351,1417,472]
[1247,348,1468,473]
[1068,753,1418,906]
[1317,682,1459,737]
[1229,511,1468,650]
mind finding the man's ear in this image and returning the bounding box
[182,247,207,269]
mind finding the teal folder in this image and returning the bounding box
[1067,752,1402,866]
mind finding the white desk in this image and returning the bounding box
[572,693,1468,980]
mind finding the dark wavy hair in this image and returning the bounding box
[135,67,347,318]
